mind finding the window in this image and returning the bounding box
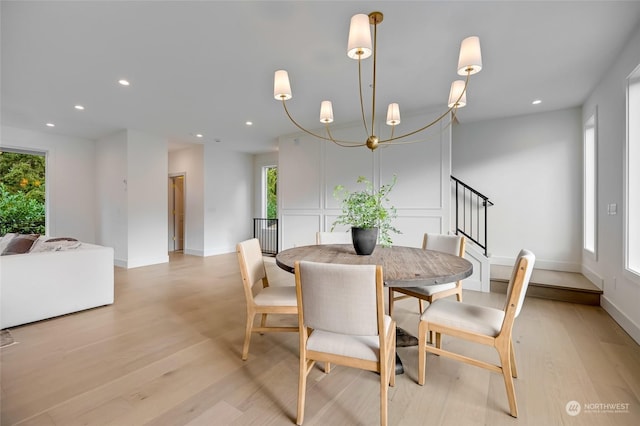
[263,166,278,219]
[583,110,597,256]
[626,65,640,278]
[0,148,47,235]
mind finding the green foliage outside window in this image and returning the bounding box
[0,151,46,235]
[266,167,278,219]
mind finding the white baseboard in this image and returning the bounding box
[581,264,604,289]
[490,256,581,272]
[184,248,204,257]
[116,255,169,269]
[601,296,640,345]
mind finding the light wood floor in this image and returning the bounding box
[1,252,639,425]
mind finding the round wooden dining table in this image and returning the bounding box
[275,244,473,285]
[275,244,473,374]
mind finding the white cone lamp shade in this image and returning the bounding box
[320,101,334,123]
[347,14,372,59]
[448,80,467,108]
[274,70,292,100]
[386,103,401,125]
[457,36,482,75]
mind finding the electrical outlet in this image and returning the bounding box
[613,276,617,289]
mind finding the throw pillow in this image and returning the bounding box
[1,233,40,255]
[0,233,18,253]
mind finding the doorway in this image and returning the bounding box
[168,174,185,252]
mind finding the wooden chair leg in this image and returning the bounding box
[418,299,425,314]
[497,342,518,417]
[418,321,428,385]
[388,288,395,316]
[324,362,331,373]
[242,312,255,361]
[380,366,389,426]
[297,359,310,425]
[390,331,396,387]
[260,313,267,330]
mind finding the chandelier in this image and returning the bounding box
[273,11,483,151]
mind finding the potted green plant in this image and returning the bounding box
[331,175,401,254]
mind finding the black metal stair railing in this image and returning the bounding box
[451,176,493,256]
[253,218,279,255]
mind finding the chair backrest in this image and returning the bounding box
[236,238,268,303]
[423,233,465,258]
[316,231,352,245]
[504,249,536,318]
[296,261,382,336]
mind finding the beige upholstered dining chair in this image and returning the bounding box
[315,230,352,245]
[236,238,297,361]
[294,261,396,426]
[388,233,466,316]
[417,249,535,418]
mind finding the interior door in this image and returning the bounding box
[168,175,185,252]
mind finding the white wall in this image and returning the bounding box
[582,24,640,344]
[452,107,583,271]
[278,110,453,249]
[169,145,205,256]
[1,126,97,243]
[95,130,127,260]
[202,145,253,255]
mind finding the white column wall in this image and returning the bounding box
[169,145,205,256]
[452,107,583,271]
[125,130,168,268]
[203,145,253,255]
[582,24,640,344]
[96,130,128,262]
[0,126,97,243]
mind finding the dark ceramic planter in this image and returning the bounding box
[351,227,378,255]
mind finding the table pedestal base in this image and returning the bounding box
[395,327,419,375]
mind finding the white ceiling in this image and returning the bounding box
[2,1,640,153]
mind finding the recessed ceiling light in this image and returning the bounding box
[195,134,203,138]
[74,105,85,110]
[245,121,253,126]
[118,79,130,86]
[46,123,55,127]
[532,99,542,105]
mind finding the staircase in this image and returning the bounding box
[490,265,603,306]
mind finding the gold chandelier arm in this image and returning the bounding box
[378,70,470,144]
[357,57,370,136]
[380,108,458,147]
[281,99,365,147]
[326,124,367,148]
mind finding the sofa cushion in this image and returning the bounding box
[2,234,40,256]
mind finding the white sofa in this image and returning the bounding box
[0,243,114,329]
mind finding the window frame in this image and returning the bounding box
[261,165,278,220]
[0,146,49,235]
[583,107,598,260]
[624,64,640,283]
